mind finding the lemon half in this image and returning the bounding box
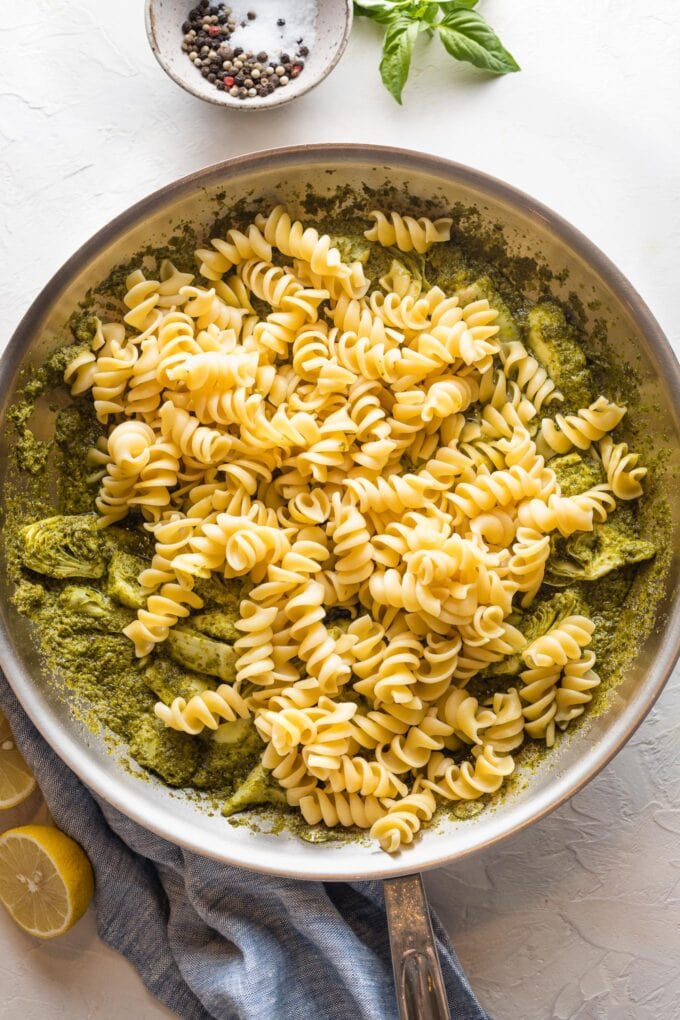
[0,824,95,938]
[0,711,36,810]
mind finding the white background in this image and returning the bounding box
[1,1,679,1017]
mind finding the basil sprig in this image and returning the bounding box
[354,1,519,104]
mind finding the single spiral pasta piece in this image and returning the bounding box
[369,788,437,852]
[519,663,560,745]
[326,756,408,798]
[285,581,351,693]
[330,295,402,345]
[123,269,160,330]
[233,601,278,686]
[127,440,181,521]
[448,463,547,519]
[598,435,647,499]
[364,211,452,254]
[500,340,562,411]
[298,789,386,829]
[329,499,374,593]
[169,348,259,392]
[518,485,616,538]
[327,328,401,383]
[376,710,452,773]
[124,579,203,656]
[92,340,138,422]
[159,401,231,466]
[422,746,515,801]
[261,745,318,805]
[195,224,272,280]
[64,348,97,395]
[523,615,595,669]
[155,683,249,735]
[509,526,551,607]
[257,206,356,288]
[539,397,626,455]
[555,650,601,729]
[483,689,525,754]
[106,420,156,475]
[437,689,496,745]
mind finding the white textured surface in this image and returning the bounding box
[1,1,679,1017]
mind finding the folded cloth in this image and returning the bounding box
[0,674,489,1020]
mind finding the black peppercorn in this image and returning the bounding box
[280,53,290,63]
[201,67,210,77]
[234,74,244,85]
[233,46,243,56]
[299,46,309,57]
[277,18,285,26]
[216,80,225,90]
[257,50,268,62]
[247,10,256,19]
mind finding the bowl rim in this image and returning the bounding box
[1,144,679,880]
[144,0,354,111]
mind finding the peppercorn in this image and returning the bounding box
[280,53,290,63]
[234,74,244,85]
[279,75,289,86]
[238,86,248,97]
[224,75,235,86]
[275,65,284,76]
[247,10,256,19]
[277,18,285,26]
[216,80,225,90]
[244,78,253,88]
[257,50,268,63]
[229,85,239,96]
[233,47,243,56]
[201,67,210,77]
[291,65,302,78]
[207,25,220,36]
[208,72,216,82]
[182,20,191,32]
[299,46,309,57]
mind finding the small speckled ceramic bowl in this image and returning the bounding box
[145,0,353,110]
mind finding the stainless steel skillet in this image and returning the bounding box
[0,145,679,1019]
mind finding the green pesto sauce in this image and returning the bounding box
[2,187,674,842]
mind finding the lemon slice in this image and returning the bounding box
[0,710,36,809]
[0,825,95,938]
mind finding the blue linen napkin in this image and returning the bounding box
[0,674,489,1020]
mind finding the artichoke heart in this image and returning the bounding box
[546,523,656,586]
[19,514,108,579]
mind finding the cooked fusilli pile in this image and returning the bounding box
[66,205,647,852]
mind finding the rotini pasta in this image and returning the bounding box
[52,203,651,853]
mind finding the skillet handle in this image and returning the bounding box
[384,873,451,1020]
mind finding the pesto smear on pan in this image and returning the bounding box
[3,196,672,840]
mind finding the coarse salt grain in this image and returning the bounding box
[228,0,317,59]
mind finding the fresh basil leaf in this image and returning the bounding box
[438,8,520,74]
[353,0,407,21]
[379,16,423,104]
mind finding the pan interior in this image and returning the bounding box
[0,147,678,880]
